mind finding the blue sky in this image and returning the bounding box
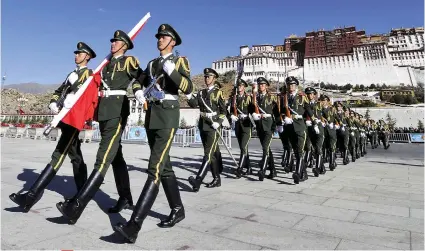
[1,0,423,85]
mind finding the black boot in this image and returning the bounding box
[312,154,321,177]
[292,154,303,184]
[56,169,104,225]
[283,150,292,173]
[281,149,288,167]
[333,152,337,168]
[108,197,134,213]
[72,162,87,193]
[258,155,268,181]
[108,161,134,213]
[300,160,308,182]
[235,153,245,179]
[319,154,327,174]
[343,150,349,165]
[114,178,159,244]
[206,158,221,188]
[10,164,56,212]
[188,157,209,192]
[244,154,252,175]
[266,151,277,179]
[351,149,356,162]
[303,150,311,169]
[158,175,185,228]
[215,150,223,174]
[329,151,335,171]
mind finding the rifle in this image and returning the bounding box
[283,86,291,118]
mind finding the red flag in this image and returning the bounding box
[19,108,25,115]
[61,73,100,130]
[44,12,151,135]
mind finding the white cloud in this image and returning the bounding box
[97,8,106,12]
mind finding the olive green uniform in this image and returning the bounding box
[304,100,325,176]
[322,106,337,170]
[10,42,96,213]
[228,88,254,177]
[280,89,313,184]
[335,110,350,165]
[253,91,280,180]
[188,83,226,191]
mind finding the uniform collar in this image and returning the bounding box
[75,65,87,72]
[161,52,173,60]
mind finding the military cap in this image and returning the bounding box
[305,87,317,95]
[110,30,134,50]
[237,78,248,87]
[285,76,299,85]
[359,114,363,118]
[204,68,219,78]
[214,80,223,88]
[74,42,96,58]
[257,77,269,86]
[155,24,182,46]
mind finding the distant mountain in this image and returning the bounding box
[1,82,59,94]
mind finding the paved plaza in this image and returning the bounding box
[1,137,424,250]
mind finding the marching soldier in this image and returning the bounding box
[229,78,255,178]
[187,68,226,191]
[9,42,95,212]
[353,113,362,158]
[213,81,224,175]
[304,87,325,176]
[278,86,294,173]
[56,30,139,223]
[371,119,379,148]
[114,24,193,243]
[335,102,350,165]
[280,76,313,184]
[359,114,368,155]
[251,77,280,181]
[348,109,358,162]
[320,95,337,171]
[378,119,391,149]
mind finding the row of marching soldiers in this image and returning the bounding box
[224,74,392,185]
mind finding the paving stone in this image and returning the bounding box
[355,211,424,233]
[293,216,410,250]
[410,208,424,219]
[375,185,424,195]
[368,196,424,209]
[269,200,359,222]
[178,210,246,234]
[206,202,305,229]
[335,239,398,250]
[411,232,425,250]
[323,198,410,217]
[253,189,328,205]
[137,226,262,249]
[216,221,340,250]
[202,191,281,209]
[340,186,414,200]
[300,188,369,202]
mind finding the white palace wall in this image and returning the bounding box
[352,107,424,128]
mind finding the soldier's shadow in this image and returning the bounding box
[4,168,165,230]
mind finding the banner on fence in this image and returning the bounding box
[410,133,424,143]
[127,126,146,140]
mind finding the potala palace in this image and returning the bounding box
[212,26,424,86]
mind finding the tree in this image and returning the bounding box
[179,117,188,128]
[360,84,365,91]
[418,120,424,131]
[382,84,388,89]
[386,112,396,130]
[404,95,417,105]
[343,83,353,90]
[370,84,376,89]
[390,94,404,104]
[365,108,371,120]
[320,82,325,89]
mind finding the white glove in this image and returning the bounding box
[351,132,355,136]
[314,124,320,134]
[64,93,77,109]
[49,102,59,114]
[252,113,261,121]
[284,117,293,125]
[231,115,239,122]
[341,126,345,132]
[335,124,340,130]
[135,90,146,105]
[315,119,321,124]
[212,122,220,130]
[163,60,176,76]
[206,113,214,119]
[305,120,312,126]
[68,72,78,85]
[277,125,284,133]
[328,122,334,129]
[238,114,247,120]
[185,93,193,100]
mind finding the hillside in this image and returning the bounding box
[0,72,289,114]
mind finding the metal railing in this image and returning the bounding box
[388,133,412,143]
[91,126,232,148]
